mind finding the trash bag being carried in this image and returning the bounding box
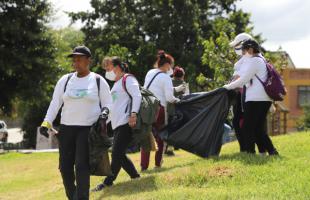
[89,109,113,176]
[159,88,234,158]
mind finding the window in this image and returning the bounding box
[298,86,310,106]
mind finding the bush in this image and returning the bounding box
[297,104,310,131]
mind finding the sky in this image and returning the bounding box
[48,0,310,68]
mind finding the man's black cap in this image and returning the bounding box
[67,46,92,58]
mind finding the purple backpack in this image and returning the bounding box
[255,57,287,101]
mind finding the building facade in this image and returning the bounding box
[282,68,310,131]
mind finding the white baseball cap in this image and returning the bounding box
[229,33,252,47]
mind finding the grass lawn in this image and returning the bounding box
[0,132,310,200]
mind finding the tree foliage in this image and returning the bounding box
[0,0,62,147]
[0,0,58,114]
[51,27,85,73]
[69,0,250,89]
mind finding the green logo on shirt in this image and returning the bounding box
[112,91,118,102]
[68,89,89,99]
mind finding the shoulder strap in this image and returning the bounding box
[96,75,102,109]
[122,74,134,99]
[122,74,135,113]
[64,73,74,92]
[59,73,73,114]
[253,55,267,84]
[146,71,164,89]
[255,74,264,84]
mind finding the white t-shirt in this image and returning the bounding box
[44,72,112,126]
[110,76,142,130]
[225,56,271,102]
[144,69,178,107]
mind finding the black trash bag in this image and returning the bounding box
[159,88,235,158]
[89,116,113,176]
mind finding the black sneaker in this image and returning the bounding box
[131,174,141,179]
[269,150,279,156]
[91,183,110,192]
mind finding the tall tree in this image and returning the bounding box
[69,0,250,90]
[0,0,58,114]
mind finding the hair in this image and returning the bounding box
[111,56,129,73]
[173,66,185,78]
[155,50,174,68]
[241,39,260,54]
[102,56,112,69]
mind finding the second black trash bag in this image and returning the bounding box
[159,88,234,158]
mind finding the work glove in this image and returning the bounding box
[174,84,186,93]
[100,107,110,120]
[223,85,230,90]
[39,121,51,138]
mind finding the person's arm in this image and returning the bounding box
[184,82,190,95]
[164,76,179,103]
[99,77,112,111]
[224,59,258,90]
[125,76,142,128]
[231,75,240,82]
[42,75,68,127]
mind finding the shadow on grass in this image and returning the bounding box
[212,152,283,165]
[96,175,157,199]
[140,160,196,175]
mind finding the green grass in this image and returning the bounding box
[1,132,310,200]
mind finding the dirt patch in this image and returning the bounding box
[208,166,234,178]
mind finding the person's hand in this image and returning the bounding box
[129,113,137,128]
[175,98,181,103]
[40,121,52,138]
[174,84,186,92]
[39,126,49,138]
[223,85,230,90]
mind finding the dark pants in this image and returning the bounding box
[140,105,165,170]
[233,93,268,153]
[58,125,91,200]
[232,92,246,152]
[104,124,139,185]
[140,133,164,169]
[242,101,276,154]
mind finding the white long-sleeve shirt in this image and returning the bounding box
[44,72,112,126]
[110,76,142,130]
[224,56,271,102]
[233,54,263,77]
[233,56,248,77]
[144,69,178,107]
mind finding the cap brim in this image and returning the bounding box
[229,40,237,47]
[67,53,90,58]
